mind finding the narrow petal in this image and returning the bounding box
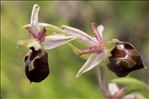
[91,23,104,43]
[17,39,41,51]
[30,4,40,35]
[42,35,76,49]
[62,25,98,46]
[79,46,102,55]
[23,23,64,34]
[26,27,37,39]
[97,25,104,39]
[76,52,107,78]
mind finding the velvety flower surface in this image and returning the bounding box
[24,47,49,82]
[108,42,144,77]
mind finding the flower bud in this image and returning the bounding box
[24,47,49,82]
[108,42,144,77]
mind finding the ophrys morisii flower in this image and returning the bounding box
[17,4,76,83]
[62,23,145,78]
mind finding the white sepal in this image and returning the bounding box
[76,52,107,78]
[62,25,98,46]
[23,23,63,34]
[42,35,76,50]
[30,4,40,35]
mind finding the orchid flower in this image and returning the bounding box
[17,4,76,83]
[62,23,144,78]
[17,4,76,51]
[62,23,118,78]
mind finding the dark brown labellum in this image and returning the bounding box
[108,42,144,77]
[24,47,49,82]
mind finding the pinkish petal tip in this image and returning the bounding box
[91,22,104,43]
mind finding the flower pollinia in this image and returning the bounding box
[17,4,76,83]
[62,23,145,78]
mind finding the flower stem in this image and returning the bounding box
[97,67,111,99]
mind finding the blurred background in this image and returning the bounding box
[1,1,149,99]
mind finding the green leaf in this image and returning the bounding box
[111,77,149,98]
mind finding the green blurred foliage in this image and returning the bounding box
[1,1,149,99]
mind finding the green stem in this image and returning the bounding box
[97,67,111,99]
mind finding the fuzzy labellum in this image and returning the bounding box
[108,42,144,77]
[24,47,49,82]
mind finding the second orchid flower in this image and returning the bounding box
[62,23,145,78]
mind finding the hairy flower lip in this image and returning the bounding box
[24,47,49,82]
[108,42,144,77]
